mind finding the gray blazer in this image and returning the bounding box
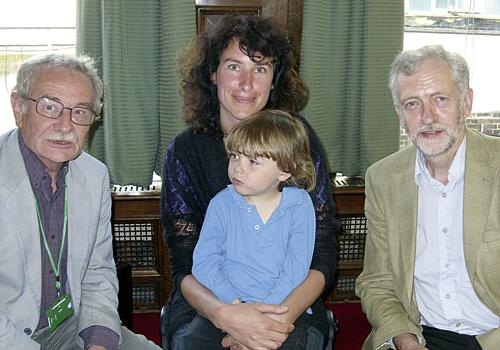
[0,129,121,349]
[355,128,500,350]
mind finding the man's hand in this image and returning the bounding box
[215,302,293,350]
[394,333,428,350]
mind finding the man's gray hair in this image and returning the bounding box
[388,45,469,109]
[13,53,103,114]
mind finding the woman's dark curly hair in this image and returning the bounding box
[179,15,308,134]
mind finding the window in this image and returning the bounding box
[401,0,500,147]
[0,0,76,135]
[406,0,500,16]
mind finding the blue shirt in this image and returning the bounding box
[193,185,315,304]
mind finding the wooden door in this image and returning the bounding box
[196,0,304,65]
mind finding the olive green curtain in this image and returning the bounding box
[300,0,404,176]
[76,0,195,186]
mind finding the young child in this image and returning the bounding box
[184,110,316,348]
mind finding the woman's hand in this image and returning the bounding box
[215,301,293,349]
[220,304,294,350]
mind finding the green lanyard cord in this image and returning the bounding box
[35,188,68,293]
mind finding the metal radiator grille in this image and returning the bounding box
[113,222,156,269]
[338,216,367,262]
[132,284,158,309]
[335,276,357,298]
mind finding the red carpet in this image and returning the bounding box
[133,312,161,345]
[327,302,371,350]
[132,302,371,349]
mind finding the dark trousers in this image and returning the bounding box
[172,307,326,350]
[422,325,483,350]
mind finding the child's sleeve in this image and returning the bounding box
[192,198,240,303]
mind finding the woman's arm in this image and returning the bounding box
[302,115,339,291]
[181,275,293,349]
[275,269,325,324]
[160,137,204,338]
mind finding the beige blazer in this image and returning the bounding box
[0,129,122,349]
[355,128,500,350]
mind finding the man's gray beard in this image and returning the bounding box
[403,111,465,158]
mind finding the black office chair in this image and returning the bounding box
[160,304,338,349]
[325,308,339,350]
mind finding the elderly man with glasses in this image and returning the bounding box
[0,54,161,350]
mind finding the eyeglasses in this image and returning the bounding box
[24,96,98,126]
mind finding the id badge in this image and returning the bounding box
[47,294,74,332]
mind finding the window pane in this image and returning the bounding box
[483,0,500,16]
[409,0,431,11]
[0,0,75,135]
[435,0,448,9]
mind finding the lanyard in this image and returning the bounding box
[35,188,68,295]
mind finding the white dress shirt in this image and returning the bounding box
[414,137,499,335]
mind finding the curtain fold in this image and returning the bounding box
[300,0,404,177]
[155,1,196,178]
[76,0,195,186]
[76,0,105,162]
